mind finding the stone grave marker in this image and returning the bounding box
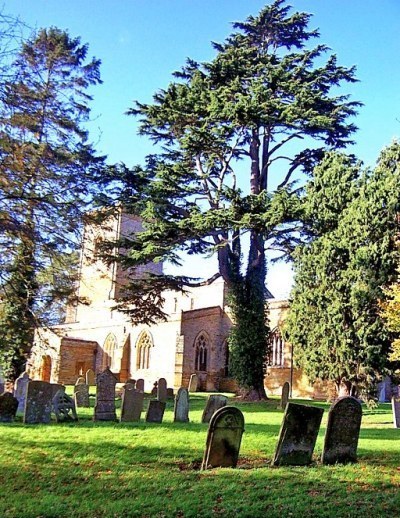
[157,378,167,402]
[24,381,63,424]
[52,389,78,422]
[121,383,144,422]
[76,375,86,386]
[272,402,324,466]
[174,387,189,423]
[167,388,174,398]
[201,406,245,469]
[136,379,144,392]
[188,373,198,393]
[74,382,90,408]
[0,392,19,422]
[279,381,290,409]
[201,394,228,423]
[125,378,136,389]
[14,371,31,413]
[322,396,362,465]
[145,400,166,423]
[392,396,400,428]
[85,369,95,386]
[94,367,117,421]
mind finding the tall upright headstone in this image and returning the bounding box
[145,400,166,423]
[0,392,18,422]
[322,396,362,465]
[272,402,324,466]
[24,381,63,424]
[157,377,167,403]
[392,396,400,428]
[202,406,245,469]
[85,369,95,386]
[94,367,117,421]
[188,374,198,393]
[14,371,31,413]
[279,381,290,409]
[120,384,144,422]
[74,382,90,408]
[202,394,228,423]
[136,379,145,393]
[174,387,189,423]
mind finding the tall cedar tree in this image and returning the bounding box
[286,145,400,396]
[106,1,359,399]
[0,27,104,380]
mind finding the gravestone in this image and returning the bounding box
[272,402,324,466]
[188,373,198,393]
[201,406,245,469]
[174,387,189,423]
[120,384,144,422]
[167,388,174,398]
[125,378,136,389]
[14,371,31,413]
[85,369,95,386]
[52,389,78,422]
[24,381,63,424]
[94,367,117,421]
[74,382,90,408]
[0,367,4,395]
[145,400,166,423]
[0,392,19,422]
[151,381,158,396]
[201,394,228,423]
[157,378,167,402]
[136,379,144,392]
[76,375,86,386]
[279,381,290,409]
[322,396,362,465]
[392,397,400,428]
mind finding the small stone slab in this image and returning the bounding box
[201,406,245,469]
[174,387,189,423]
[52,389,78,423]
[188,373,198,393]
[145,400,166,423]
[322,396,362,465]
[272,402,324,466]
[136,379,144,392]
[94,367,117,421]
[75,376,86,385]
[392,397,400,428]
[0,392,18,422]
[85,369,95,386]
[121,384,144,422]
[24,381,63,424]
[14,372,31,413]
[201,394,228,423]
[279,381,290,409]
[157,378,167,402]
[74,383,90,408]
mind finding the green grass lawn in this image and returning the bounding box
[1,393,400,518]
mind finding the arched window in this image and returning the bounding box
[194,332,209,371]
[102,333,117,370]
[136,331,153,370]
[268,328,285,367]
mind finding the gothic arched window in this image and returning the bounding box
[136,331,153,370]
[194,332,209,371]
[268,328,285,367]
[102,333,117,370]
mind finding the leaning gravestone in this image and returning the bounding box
[392,396,400,429]
[188,373,198,393]
[279,381,290,409]
[202,406,245,469]
[157,377,167,403]
[174,387,189,423]
[136,379,145,392]
[0,392,19,422]
[14,371,31,413]
[94,367,117,421]
[145,400,166,423]
[121,383,144,422]
[85,369,95,386]
[24,381,63,424]
[52,389,78,422]
[74,382,90,408]
[272,402,324,466]
[322,396,362,465]
[202,394,228,423]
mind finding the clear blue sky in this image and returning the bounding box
[5,0,400,297]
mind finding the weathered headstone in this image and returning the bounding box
[74,382,90,408]
[85,369,95,386]
[167,388,174,398]
[14,371,31,413]
[0,367,4,395]
[94,367,117,421]
[322,396,362,465]
[125,378,136,389]
[145,400,166,423]
[157,377,167,402]
[52,389,78,422]
[188,373,198,393]
[174,387,189,423]
[24,381,63,424]
[151,381,158,396]
[136,379,144,392]
[272,402,324,466]
[279,381,290,409]
[201,394,228,423]
[201,406,245,469]
[0,392,19,422]
[120,384,144,422]
[392,396,400,428]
